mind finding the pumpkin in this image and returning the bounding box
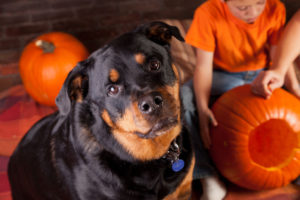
[210,84,300,190]
[19,32,89,106]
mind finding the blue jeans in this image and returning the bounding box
[180,69,263,179]
[211,69,263,96]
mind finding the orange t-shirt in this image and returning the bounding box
[185,0,286,72]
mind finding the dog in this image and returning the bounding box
[8,22,195,200]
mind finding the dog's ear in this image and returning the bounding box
[55,59,92,116]
[135,21,184,46]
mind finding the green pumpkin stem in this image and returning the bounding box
[35,40,55,53]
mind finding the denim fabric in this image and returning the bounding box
[181,81,217,179]
[180,68,263,180]
[211,69,264,96]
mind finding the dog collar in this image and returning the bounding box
[162,139,185,172]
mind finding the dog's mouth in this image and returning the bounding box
[134,116,178,139]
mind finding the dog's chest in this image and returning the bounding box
[68,153,183,200]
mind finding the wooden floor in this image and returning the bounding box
[191,180,300,200]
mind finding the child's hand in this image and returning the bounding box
[251,70,284,99]
[198,108,218,149]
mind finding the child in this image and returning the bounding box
[251,9,300,99]
[181,0,300,200]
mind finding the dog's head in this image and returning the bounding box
[56,22,185,161]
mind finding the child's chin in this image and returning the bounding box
[245,18,256,23]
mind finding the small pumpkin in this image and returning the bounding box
[19,32,89,106]
[210,85,300,190]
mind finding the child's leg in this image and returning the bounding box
[181,80,216,179]
[180,80,226,200]
[211,69,264,96]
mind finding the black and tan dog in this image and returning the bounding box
[8,22,195,200]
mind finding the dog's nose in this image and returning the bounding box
[138,92,163,115]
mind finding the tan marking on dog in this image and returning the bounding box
[102,106,182,160]
[164,84,180,106]
[157,81,181,122]
[172,64,180,81]
[70,75,88,102]
[148,25,171,44]
[135,53,145,65]
[112,124,182,161]
[101,110,114,127]
[164,155,195,200]
[71,76,83,102]
[109,69,120,83]
[117,102,151,134]
[102,107,151,135]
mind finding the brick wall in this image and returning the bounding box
[0,0,299,92]
[0,0,201,91]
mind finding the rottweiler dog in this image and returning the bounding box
[8,22,195,200]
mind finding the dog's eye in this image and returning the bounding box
[149,59,161,71]
[107,85,120,96]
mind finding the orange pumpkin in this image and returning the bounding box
[19,32,89,106]
[210,84,300,190]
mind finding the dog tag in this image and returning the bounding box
[172,159,185,172]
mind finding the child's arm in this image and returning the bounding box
[284,63,300,98]
[252,10,300,98]
[193,48,217,149]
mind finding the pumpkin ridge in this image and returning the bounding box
[217,123,250,136]
[215,93,262,126]
[226,93,269,125]
[215,101,257,128]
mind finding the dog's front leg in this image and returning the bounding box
[164,156,195,200]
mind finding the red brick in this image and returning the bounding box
[0,50,20,64]
[75,29,118,41]
[50,0,93,9]
[0,74,21,92]
[0,14,30,25]
[51,19,97,31]
[117,0,163,15]
[0,63,19,75]
[0,0,25,5]
[0,1,51,14]
[5,24,49,37]
[0,38,20,50]
[0,28,3,38]
[75,5,118,18]
[100,13,142,27]
[163,0,185,7]
[31,10,75,22]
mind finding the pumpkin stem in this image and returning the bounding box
[35,40,55,53]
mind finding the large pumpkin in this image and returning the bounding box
[210,84,300,190]
[19,32,89,106]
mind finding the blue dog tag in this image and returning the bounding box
[172,159,185,172]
